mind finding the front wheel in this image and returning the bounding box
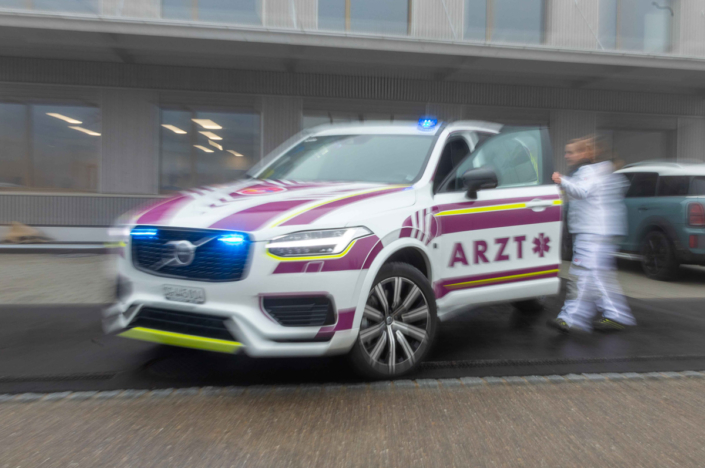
[349,262,437,379]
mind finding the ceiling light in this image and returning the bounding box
[227,150,244,157]
[162,124,187,134]
[47,113,82,124]
[69,126,101,136]
[199,131,222,140]
[208,140,223,151]
[194,145,214,153]
[192,119,222,129]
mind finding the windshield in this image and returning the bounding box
[252,134,435,184]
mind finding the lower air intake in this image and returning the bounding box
[130,307,234,341]
[263,297,336,327]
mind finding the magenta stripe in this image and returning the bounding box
[436,195,559,214]
[438,205,560,235]
[315,308,356,339]
[273,236,379,274]
[434,264,560,298]
[210,199,312,232]
[136,195,190,225]
[280,187,406,226]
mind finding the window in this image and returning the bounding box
[0,103,101,192]
[162,0,261,25]
[254,134,434,184]
[626,172,658,198]
[318,0,410,36]
[598,0,673,53]
[464,0,545,44]
[443,128,544,192]
[0,0,100,13]
[691,177,705,196]
[658,176,689,197]
[160,109,260,193]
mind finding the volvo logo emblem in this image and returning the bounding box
[167,240,197,266]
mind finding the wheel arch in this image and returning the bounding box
[636,216,680,248]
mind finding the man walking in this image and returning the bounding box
[549,137,636,333]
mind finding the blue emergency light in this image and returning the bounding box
[418,117,438,130]
[218,233,247,245]
[131,228,158,237]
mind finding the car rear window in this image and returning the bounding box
[691,177,705,196]
[658,176,690,196]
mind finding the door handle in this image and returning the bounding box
[526,199,553,212]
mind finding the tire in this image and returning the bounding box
[640,230,680,281]
[511,296,547,313]
[349,262,438,379]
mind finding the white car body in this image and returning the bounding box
[104,120,563,376]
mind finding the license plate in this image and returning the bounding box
[163,285,206,304]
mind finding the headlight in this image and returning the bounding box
[267,227,372,258]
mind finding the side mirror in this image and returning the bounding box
[462,167,498,199]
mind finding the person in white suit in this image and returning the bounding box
[549,137,636,333]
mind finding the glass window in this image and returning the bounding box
[162,0,261,25]
[599,0,673,53]
[254,134,434,184]
[318,0,409,35]
[28,0,99,13]
[658,176,689,197]
[160,108,260,193]
[691,177,705,196]
[444,128,543,191]
[0,103,27,188]
[0,103,100,192]
[626,172,658,198]
[464,0,544,44]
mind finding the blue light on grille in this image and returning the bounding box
[418,117,438,130]
[218,234,247,245]
[131,228,158,237]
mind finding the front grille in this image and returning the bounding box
[131,226,250,282]
[263,296,336,327]
[130,307,234,341]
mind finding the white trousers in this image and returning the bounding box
[558,234,636,331]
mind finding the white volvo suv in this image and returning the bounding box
[104,119,562,378]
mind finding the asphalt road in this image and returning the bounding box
[1,293,704,394]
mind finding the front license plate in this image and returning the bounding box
[163,285,206,304]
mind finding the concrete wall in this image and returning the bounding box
[263,0,317,30]
[411,0,462,40]
[261,96,303,155]
[546,0,599,50]
[677,117,705,162]
[102,0,160,18]
[100,89,160,195]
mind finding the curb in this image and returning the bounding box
[1,370,704,404]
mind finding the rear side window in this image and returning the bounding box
[658,176,690,197]
[626,172,658,198]
[691,177,705,196]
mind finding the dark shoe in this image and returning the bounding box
[593,318,630,332]
[547,318,571,333]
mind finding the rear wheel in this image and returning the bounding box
[349,262,437,379]
[640,230,680,281]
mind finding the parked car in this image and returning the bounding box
[616,162,705,280]
[104,119,562,378]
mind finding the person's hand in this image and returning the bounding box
[552,172,562,184]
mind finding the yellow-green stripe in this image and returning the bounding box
[119,327,242,354]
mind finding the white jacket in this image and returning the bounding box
[561,161,628,237]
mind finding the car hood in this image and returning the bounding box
[127,180,415,240]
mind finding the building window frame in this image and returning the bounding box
[161,0,263,25]
[320,0,412,35]
[464,0,547,44]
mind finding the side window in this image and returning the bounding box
[442,128,543,192]
[626,172,658,198]
[691,177,705,196]
[658,176,690,197]
[433,138,471,193]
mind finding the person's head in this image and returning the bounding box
[564,137,595,167]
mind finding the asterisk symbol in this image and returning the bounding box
[532,233,551,257]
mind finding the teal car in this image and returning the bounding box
[616,163,705,280]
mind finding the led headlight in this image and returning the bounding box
[267,227,372,257]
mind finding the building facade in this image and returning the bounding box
[1,0,704,239]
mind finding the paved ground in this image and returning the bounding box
[2,377,705,468]
[1,293,704,393]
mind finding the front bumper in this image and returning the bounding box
[104,241,365,357]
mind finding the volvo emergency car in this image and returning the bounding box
[104,120,563,378]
